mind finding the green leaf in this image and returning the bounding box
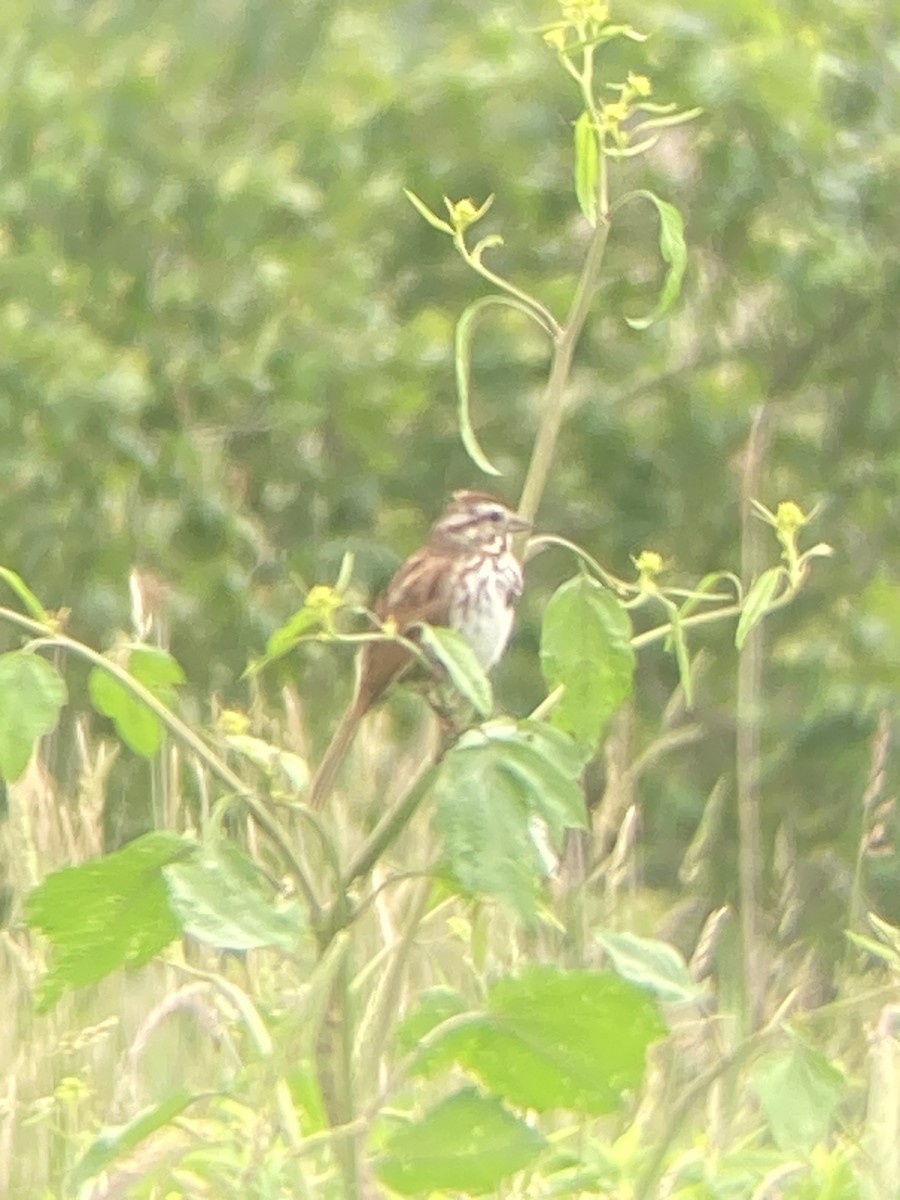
[735,567,783,649]
[26,832,191,1011]
[71,1089,198,1188]
[416,623,493,716]
[88,646,185,757]
[129,645,186,691]
[394,986,468,1060]
[257,603,330,670]
[675,570,742,621]
[845,930,900,967]
[455,295,554,476]
[868,912,900,957]
[164,840,305,952]
[574,111,598,226]
[595,930,703,1004]
[0,566,50,622]
[374,1088,545,1195]
[667,603,694,709]
[225,733,310,791]
[540,574,635,748]
[624,191,687,330]
[751,1039,847,1152]
[406,966,666,1115]
[595,23,648,45]
[482,967,666,1111]
[403,187,455,234]
[0,652,67,781]
[679,777,729,886]
[431,720,588,922]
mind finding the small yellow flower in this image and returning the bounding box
[444,195,494,233]
[627,72,652,97]
[562,0,610,26]
[218,708,250,736]
[633,550,666,593]
[55,1076,92,1104]
[775,501,808,533]
[306,584,345,634]
[635,549,665,577]
[602,100,631,125]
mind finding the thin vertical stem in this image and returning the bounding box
[849,708,891,932]
[737,404,773,1031]
[518,215,610,523]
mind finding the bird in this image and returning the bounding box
[308,490,531,809]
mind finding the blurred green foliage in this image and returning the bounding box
[2,0,900,920]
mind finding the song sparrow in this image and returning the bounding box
[309,490,531,809]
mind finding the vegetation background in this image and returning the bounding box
[3,0,900,1195]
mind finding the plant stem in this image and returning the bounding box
[518,214,610,522]
[0,608,324,923]
[736,405,773,1032]
[318,763,438,945]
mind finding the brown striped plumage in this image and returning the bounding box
[309,491,530,809]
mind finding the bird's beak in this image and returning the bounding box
[507,512,533,533]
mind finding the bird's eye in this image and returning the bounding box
[488,509,502,522]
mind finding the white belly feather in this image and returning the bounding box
[449,552,523,670]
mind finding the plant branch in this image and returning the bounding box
[736,405,774,1032]
[317,762,440,945]
[518,215,611,523]
[0,607,324,924]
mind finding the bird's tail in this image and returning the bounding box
[309,699,365,810]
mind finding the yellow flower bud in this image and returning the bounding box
[635,549,665,577]
[562,0,609,26]
[444,195,494,232]
[627,72,652,97]
[603,100,631,125]
[776,501,808,532]
[218,708,251,736]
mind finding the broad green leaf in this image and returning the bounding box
[258,603,331,669]
[431,720,588,922]
[540,575,635,748]
[394,986,468,1059]
[128,645,186,691]
[481,967,666,1111]
[751,1039,847,1152]
[406,966,666,1115]
[71,1089,197,1188]
[417,623,492,716]
[455,295,554,477]
[0,566,50,622]
[164,840,305,951]
[0,652,67,781]
[735,567,783,649]
[26,832,191,1011]
[89,669,160,755]
[624,191,687,329]
[574,111,598,225]
[89,646,185,757]
[595,930,702,1005]
[374,1088,545,1195]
